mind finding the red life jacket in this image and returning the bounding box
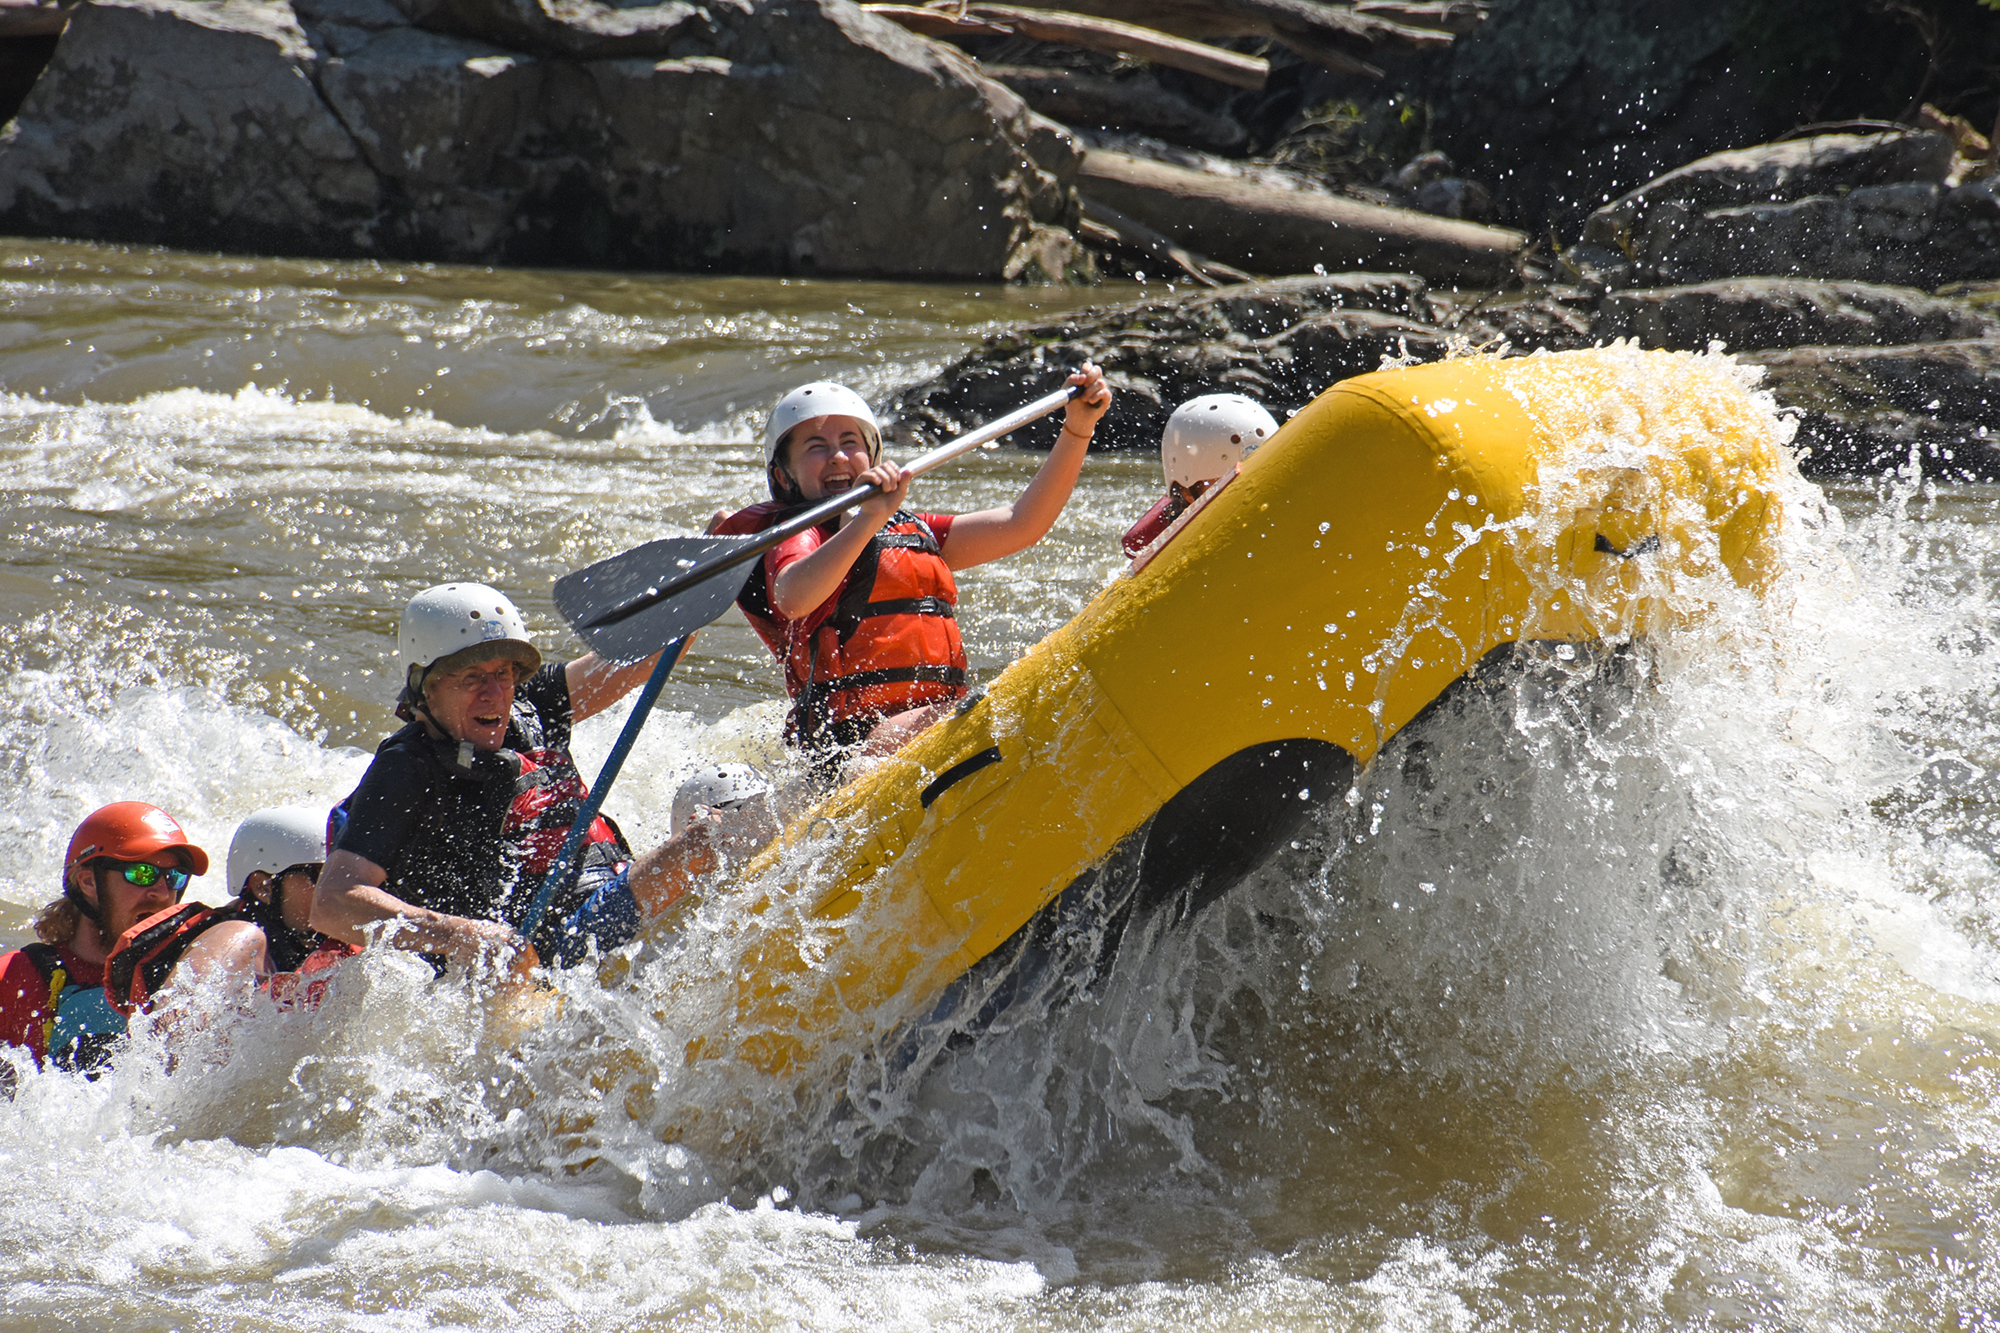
[1121,492,1183,557]
[104,902,359,1018]
[499,744,629,886]
[717,502,969,742]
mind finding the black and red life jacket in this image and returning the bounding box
[499,743,629,886]
[716,502,969,743]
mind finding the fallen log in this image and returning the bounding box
[1032,0,1453,72]
[862,4,1268,89]
[1079,149,1526,284]
[1077,194,1255,285]
[1352,0,1485,34]
[985,65,1247,152]
[0,0,66,37]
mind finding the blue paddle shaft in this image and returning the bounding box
[518,635,688,942]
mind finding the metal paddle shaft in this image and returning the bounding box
[553,383,1083,662]
[517,634,689,943]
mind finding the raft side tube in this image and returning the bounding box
[688,349,1790,1081]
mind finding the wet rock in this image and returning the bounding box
[1582,132,1954,249]
[1744,340,2000,481]
[888,273,1444,451]
[1413,176,1493,222]
[0,0,380,257]
[390,0,712,59]
[1431,289,1597,351]
[1595,279,1999,353]
[0,0,1083,279]
[315,26,545,257]
[1573,131,1998,288]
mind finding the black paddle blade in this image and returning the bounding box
[553,535,756,664]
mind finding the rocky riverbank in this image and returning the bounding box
[890,267,1999,480]
[0,1,1990,474]
[0,0,1085,278]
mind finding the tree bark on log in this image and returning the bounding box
[0,0,66,37]
[1077,195,1255,285]
[1079,149,1526,284]
[1031,0,1455,72]
[1351,1,1485,34]
[985,65,1248,152]
[862,4,1268,89]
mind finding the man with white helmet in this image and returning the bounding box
[1121,393,1280,558]
[715,365,1112,760]
[310,582,692,969]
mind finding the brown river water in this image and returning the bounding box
[1,237,1998,1330]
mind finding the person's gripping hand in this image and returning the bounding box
[852,459,911,528]
[1063,362,1112,438]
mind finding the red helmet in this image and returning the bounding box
[64,802,211,877]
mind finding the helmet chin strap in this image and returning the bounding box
[64,868,103,927]
[769,462,806,506]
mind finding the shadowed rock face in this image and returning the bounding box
[1596,279,2000,352]
[0,0,1083,279]
[1568,132,2000,290]
[892,272,2000,479]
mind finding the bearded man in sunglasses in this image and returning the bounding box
[0,801,210,1072]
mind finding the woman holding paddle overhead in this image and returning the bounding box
[716,365,1111,763]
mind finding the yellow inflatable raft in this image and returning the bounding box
[683,347,1789,1081]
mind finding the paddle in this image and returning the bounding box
[552,383,1083,663]
[516,633,691,946]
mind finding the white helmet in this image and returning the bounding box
[1161,394,1281,490]
[671,763,772,836]
[762,382,881,465]
[397,582,542,699]
[225,806,327,897]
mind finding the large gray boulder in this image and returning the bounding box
[1745,340,2000,481]
[889,274,1445,451]
[1595,279,1999,352]
[0,0,380,257]
[1567,131,1999,289]
[0,0,1083,279]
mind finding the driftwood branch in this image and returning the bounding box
[1018,0,1459,75]
[1352,1,1486,34]
[864,4,1269,90]
[1079,149,1526,284]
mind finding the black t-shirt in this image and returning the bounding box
[336,663,587,938]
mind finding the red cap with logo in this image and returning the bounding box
[64,802,211,877]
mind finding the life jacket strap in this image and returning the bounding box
[797,664,969,736]
[836,595,956,627]
[105,902,231,1017]
[40,962,65,1053]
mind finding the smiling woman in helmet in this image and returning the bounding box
[1121,393,1281,558]
[0,802,209,1072]
[715,364,1112,761]
[310,582,693,970]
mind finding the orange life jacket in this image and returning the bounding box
[717,502,969,743]
[104,902,359,1018]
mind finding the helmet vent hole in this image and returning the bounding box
[1231,433,1242,443]
[470,610,481,619]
